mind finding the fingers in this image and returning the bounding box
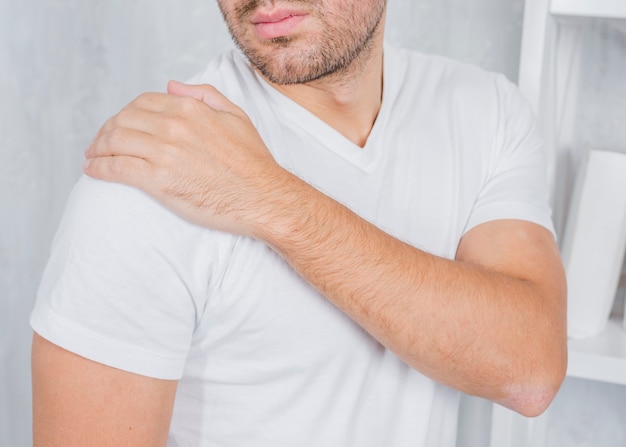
[87,91,210,160]
[83,81,254,195]
[83,154,153,191]
[89,84,243,161]
[92,107,162,148]
[167,80,242,115]
[86,125,159,160]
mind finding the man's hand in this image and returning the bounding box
[84,81,290,237]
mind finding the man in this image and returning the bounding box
[31,0,567,446]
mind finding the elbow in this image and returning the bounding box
[506,383,560,418]
[501,351,568,418]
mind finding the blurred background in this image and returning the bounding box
[2,0,626,445]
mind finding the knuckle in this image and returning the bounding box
[165,113,198,144]
[114,108,127,123]
[160,116,184,141]
[102,116,124,141]
[104,127,126,149]
[108,155,127,176]
[134,92,156,108]
[98,115,116,136]
[178,96,203,116]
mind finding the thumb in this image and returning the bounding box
[167,80,238,114]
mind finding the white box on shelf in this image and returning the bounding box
[561,150,626,339]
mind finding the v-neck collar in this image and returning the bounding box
[250,43,405,173]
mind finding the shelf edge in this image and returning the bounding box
[551,0,626,19]
[567,350,626,386]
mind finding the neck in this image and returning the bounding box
[263,24,385,147]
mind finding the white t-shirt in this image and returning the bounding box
[31,44,554,447]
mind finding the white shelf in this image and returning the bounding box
[551,0,626,19]
[567,316,626,386]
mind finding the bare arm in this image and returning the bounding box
[83,82,567,416]
[255,174,567,416]
[32,333,178,446]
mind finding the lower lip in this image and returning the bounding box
[253,15,306,40]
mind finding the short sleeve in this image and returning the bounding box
[463,75,555,237]
[30,176,218,380]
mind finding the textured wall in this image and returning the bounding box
[1,2,232,445]
[1,1,624,446]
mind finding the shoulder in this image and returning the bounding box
[385,44,537,156]
[184,50,261,111]
[43,176,226,309]
[186,50,248,83]
[386,44,528,117]
[388,44,499,89]
[58,176,196,252]
[55,175,238,271]
[32,176,236,379]
[43,175,238,324]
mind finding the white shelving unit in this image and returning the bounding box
[490,1,626,446]
[551,0,626,19]
[568,315,626,386]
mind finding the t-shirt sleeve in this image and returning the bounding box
[463,74,555,237]
[30,176,215,380]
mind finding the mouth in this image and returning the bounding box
[250,9,308,40]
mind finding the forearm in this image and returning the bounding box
[255,172,567,416]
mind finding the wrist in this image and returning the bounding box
[250,169,321,251]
